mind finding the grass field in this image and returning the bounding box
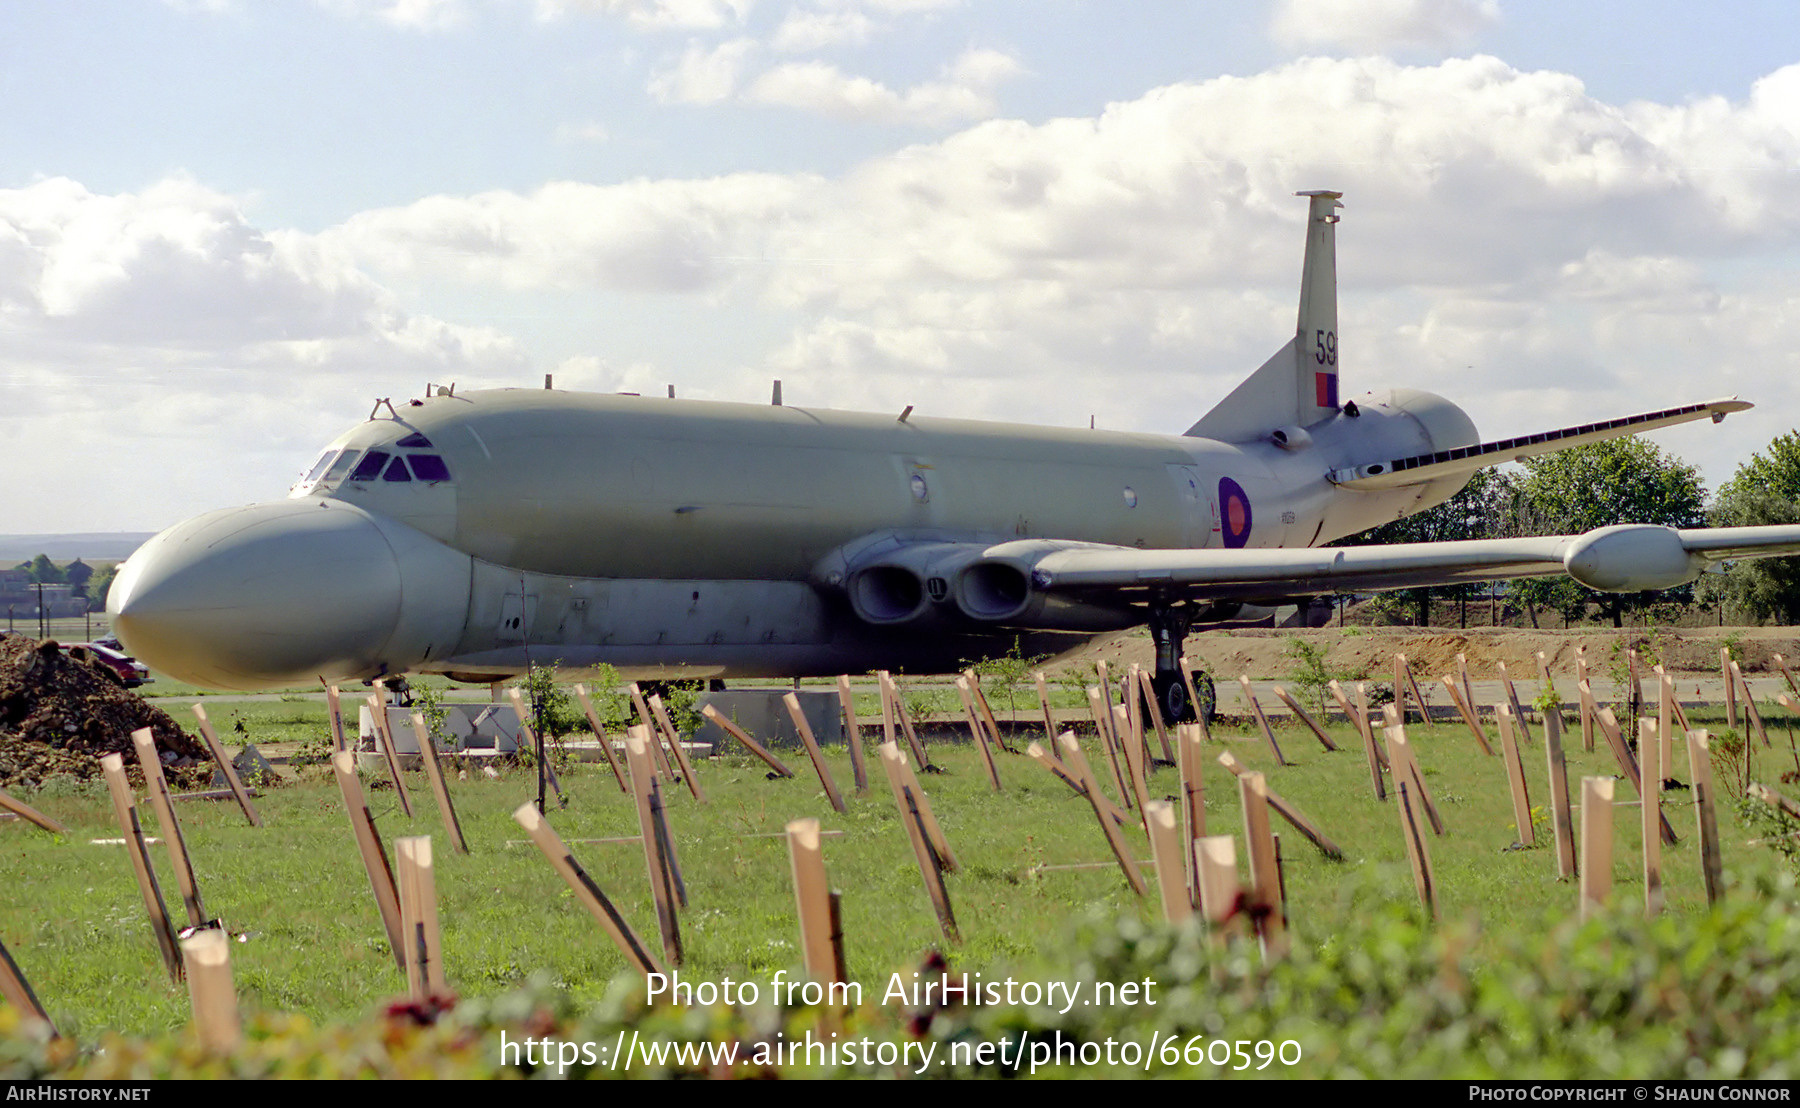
[5,687,1798,1055]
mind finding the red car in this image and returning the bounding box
[78,642,152,687]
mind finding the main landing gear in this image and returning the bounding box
[1148,604,1216,726]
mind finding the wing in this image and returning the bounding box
[1012,523,1800,607]
[823,523,1800,631]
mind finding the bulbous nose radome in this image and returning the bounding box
[108,500,406,690]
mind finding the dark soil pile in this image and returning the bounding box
[0,636,211,791]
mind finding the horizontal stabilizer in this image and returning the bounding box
[1327,398,1751,489]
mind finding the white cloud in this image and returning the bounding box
[745,47,1021,125]
[1271,0,1500,54]
[648,37,760,103]
[770,8,877,52]
[0,177,524,528]
[534,0,755,30]
[313,0,471,31]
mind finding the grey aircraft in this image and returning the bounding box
[107,191,1800,716]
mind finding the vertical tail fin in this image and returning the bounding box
[1185,190,1344,441]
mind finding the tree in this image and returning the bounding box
[1510,438,1708,627]
[1342,467,1516,626]
[24,554,63,585]
[1706,432,1800,624]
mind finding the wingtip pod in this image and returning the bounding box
[1562,525,1699,593]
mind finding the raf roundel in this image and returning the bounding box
[1219,477,1253,548]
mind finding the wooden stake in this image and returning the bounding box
[1135,667,1176,762]
[1054,733,1145,896]
[0,936,54,1036]
[1347,681,1386,801]
[1085,685,1133,809]
[1495,662,1533,744]
[886,742,957,872]
[1384,723,1445,836]
[698,703,795,778]
[408,713,469,855]
[1270,685,1338,751]
[1113,704,1153,834]
[1543,709,1577,881]
[1144,801,1191,925]
[330,751,405,973]
[1033,671,1058,749]
[1237,771,1286,955]
[100,754,182,981]
[512,803,661,978]
[954,677,1003,791]
[648,693,706,802]
[786,818,840,983]
[1724,647,1738,729]
[1195,835,1239,929]
[1748,782,1800,821]
[572,684,630,792]
[189,704,262,828]
[878,744,959,941]
[1773,653,1800,698]
[967,671,1018,756]
[394,836,449,998]
[624,728,683,965]
[1177,722,1206,906]
[627,682,676,779]
[1396,654,1436,728]
[1731,661,1771,748]
[1027,740,1129,826]
[1576,648,1594,752]
[782,692,848,813]
[0,788,67,835]
[1495,704,1535,847]
[1178,654,1210,737]
[1457,653,1477,725]
[874,672,930,768]
[835,675,870,793]
[366,693,415,819]
[181,929,239,1054]
[1593,702,1678,846]
[1579,777,1614,920]
[1217,751,1343,858]
[1238,676,1288,765]
[1638,718,1662,916]
[130,728,210,929]
[325,684,348,753]
[1685,729,1725,906]
[1438,676,1495,756]
[1395,777,1438,920]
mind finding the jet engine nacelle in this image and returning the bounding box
[842,541,991,626]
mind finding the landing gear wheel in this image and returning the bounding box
[1153,671,1191,724]
[1156,669,1215,726]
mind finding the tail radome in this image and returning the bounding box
[1186,190,1344,442]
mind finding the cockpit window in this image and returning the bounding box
[383,456,413,482]
[323,450,362,483]
[396,432,434,448]
[409,454,451,482]
[349,450,390,481]
[299,451,336,487]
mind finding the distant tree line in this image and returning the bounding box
[1342,430,1800,628]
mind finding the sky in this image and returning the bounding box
[4,0,1800,534]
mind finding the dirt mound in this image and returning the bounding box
[0,636,210,791]
[1049,625,1800,683]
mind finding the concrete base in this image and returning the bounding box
[693,689,842,751]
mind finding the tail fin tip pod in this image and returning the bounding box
[1186,190,1345,443]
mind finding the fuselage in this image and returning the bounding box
[108,385,1477,690]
